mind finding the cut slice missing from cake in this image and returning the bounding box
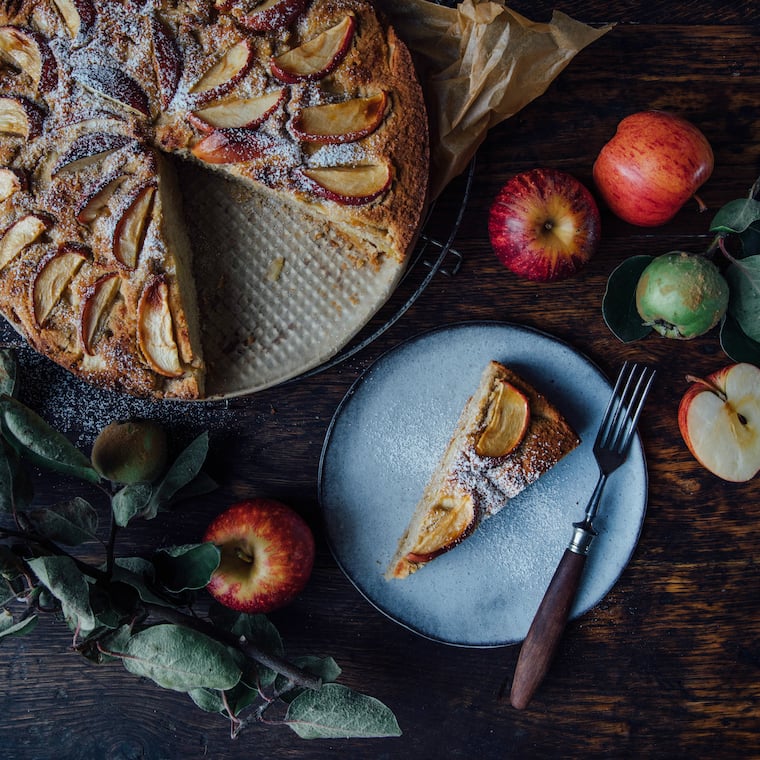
[386,361,580,580]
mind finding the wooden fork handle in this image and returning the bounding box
[510,548,587,710]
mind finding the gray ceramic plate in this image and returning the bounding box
[318,322,648,647]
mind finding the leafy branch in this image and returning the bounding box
[0,349,400,741]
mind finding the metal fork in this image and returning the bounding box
[509,361,656,710]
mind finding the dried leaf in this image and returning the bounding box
[0,395,99,484]
[285,683,401,739]
[120,623,242,692]
[26,555,96,634]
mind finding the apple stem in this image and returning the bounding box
[693,193,708,213]
[235,547,254,564]
[685,373,727,402]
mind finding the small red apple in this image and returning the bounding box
[203,499,315,613]
[593,110,713,227]
[678,363,760,482]
[488,168,600,282]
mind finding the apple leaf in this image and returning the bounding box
[602,255,653,342]
[111,557,175,608]
[725,255,760,341]
[0,394,99,484]
[111,482,153,527]
[152,543,220,592]
[151,431,210,508]
[710,197,760,235]
[0,349,18,397]
[19,497,99,546]
[276,656,342,704]
[719,314,760,364]
[739,221,760,258]
[0,609,38,640]
[285,683,401,739]
[120,624,242,692]
[26,555,97,635]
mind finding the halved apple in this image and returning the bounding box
[291,92,387,143]
[79,272,120,355]
[112,182,156,269]
[270,15,355,83]
[188,89,285,133]
[0,26,58,93]
[75,172,128,225]
[191,128,274,164]
[137,274,183,377]
[149,15,182,109]
[51,133,134,177]
[475,380,531,457]
[299,163,392,205]
[235,0,307,32]
[404,491,477,565]
[73,64,150,117]
[0,95,45,140]
[51,0,96,38]
[0,167,27,202]
[188,39,253,103]
[32,243,88,327]
[0,213,48,271]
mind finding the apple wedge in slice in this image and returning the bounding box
[0,26,58,93]
[292,92,387,143]
[149,15,182,109]
[75,172,128,225]
[0,167,27,202]
[112,182,156,269]
[73,64,150,117]
[475,380,530,458]
[235,0,307,32]
[300,163,392,205]
[79,272,120,355]
[188,89,285,132]
[270,15,355,83]
[51,0,96,38]
[0,95,45,140]
[188,39,254,104]
[0,213,48,271]
[137,274,183,378]
[32,243,87,327]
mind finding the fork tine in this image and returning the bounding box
[603,363,655,454]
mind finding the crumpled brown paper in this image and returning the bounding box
[380,0,612,199]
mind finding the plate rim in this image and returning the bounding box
[318,320,649,648]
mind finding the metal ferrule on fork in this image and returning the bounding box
[568,521,597,555]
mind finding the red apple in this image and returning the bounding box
[593,110,714,227]
[203,499,315,614]
[488,168,600,282]
[678,363,760,483]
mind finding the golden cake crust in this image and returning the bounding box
[386,361,580,580]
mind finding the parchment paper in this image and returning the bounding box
[381,0,612,198]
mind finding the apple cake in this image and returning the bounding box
[386,361,580,580]
[0,0,429,398]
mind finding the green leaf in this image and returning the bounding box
[0,609,38,640]
[188,687,226,714]
[111,558,173,607]
[0,439,33,514]
[153,432,210,508]
[276,656,342,704]
[111,483,154,527]
[84,623,134,664]
[153,543,220,593]
[120,624,242,692]
[0,545,23,579]
[710,197,760,234]
[21,497,99,546]
[26,555,96,634]
[725,256,760,341]
[0,395,99,484]
[602,256,653,343]
[719,314,760,363]
[739,221,760,259]
[0,350,18,397]
[285,683,401,739]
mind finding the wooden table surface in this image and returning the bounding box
[2,1,760,758]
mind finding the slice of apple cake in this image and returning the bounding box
[386,361,580,580]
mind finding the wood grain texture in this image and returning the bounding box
[2,1,760,758]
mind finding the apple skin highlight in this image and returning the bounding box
[204,499,315,613]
